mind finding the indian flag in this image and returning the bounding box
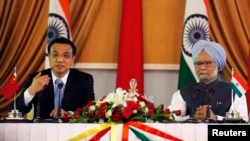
[45,0,72,68]
[178,0,209,89]
[230,71,249,97]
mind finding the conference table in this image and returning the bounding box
[0,121,209,141]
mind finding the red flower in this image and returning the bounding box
[97,108,105,118]
[126,100,136,106]
[100,95,107,101]
[113,106,121,112]
[175,110,182,116]
[111,111,123,121]
[63,112,69,122]
[126,100,141,111]
[148,108,154,116]
[85,101,93,108]
[122,106,133,119]
[146,102,154,109]
[76,107,82,114]
[87,111,94,118]
[73,113,80,119]
[137,96,147,102]
[165,109,171,115]
[159,104,164,111]
[99,102,108,110]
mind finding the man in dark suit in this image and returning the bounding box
[11,37,95,119]
[168,40,248,122]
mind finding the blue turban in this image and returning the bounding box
[192,40,226,71]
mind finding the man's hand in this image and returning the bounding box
[193,105,209,120]
[50,109,66,118]
[209,108,217,120]
[28,72,50,95]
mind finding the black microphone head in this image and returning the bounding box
[195,89,201,95]
[58,83,63,89]
[209,89,215,94]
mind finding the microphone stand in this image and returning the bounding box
[55,83,63,123]
[9,92,22,118]
[9,67,22,119]
[33,85,62,123]
[205,89,215,123]
[35,81,63,123]
[189,89,200,121]
[35,82,63,123]
[34,88,46,123]
[33,99,41,123]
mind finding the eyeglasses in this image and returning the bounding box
[50,53,73,60]
[194,60,213,68]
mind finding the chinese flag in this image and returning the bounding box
[0,74,19,100]
[116,0,144,94]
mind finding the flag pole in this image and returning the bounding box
[14,67,17,112]
[11,66,22,118]
[12,67,18,118]
[231,68,234,112]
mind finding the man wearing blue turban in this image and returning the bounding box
[192,40,226,72]
[168,40,248,122]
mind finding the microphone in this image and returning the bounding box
[194,89,201,96]
[206,89,215,104]
[58,83,63,89]
[190,89,201,118]
[34,85,47,122]
[56,83,64,118]
[191,89,201,102]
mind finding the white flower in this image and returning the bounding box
[114,92,124,105]
[105,109,112,118]
[133,110,138,114]
[144,107,149,113]
[123,102,128,107]
[116,87,127,94]
[139,101,146,107]
[132,96,138,102]
[89,105,96,111]
[96,100,102,107]
[104,92,115,103]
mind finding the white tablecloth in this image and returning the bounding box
[0,123,208,141]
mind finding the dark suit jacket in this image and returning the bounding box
[180,79,231,118]
[12,68,95,119]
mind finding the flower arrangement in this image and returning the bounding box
[63,87,181,123]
